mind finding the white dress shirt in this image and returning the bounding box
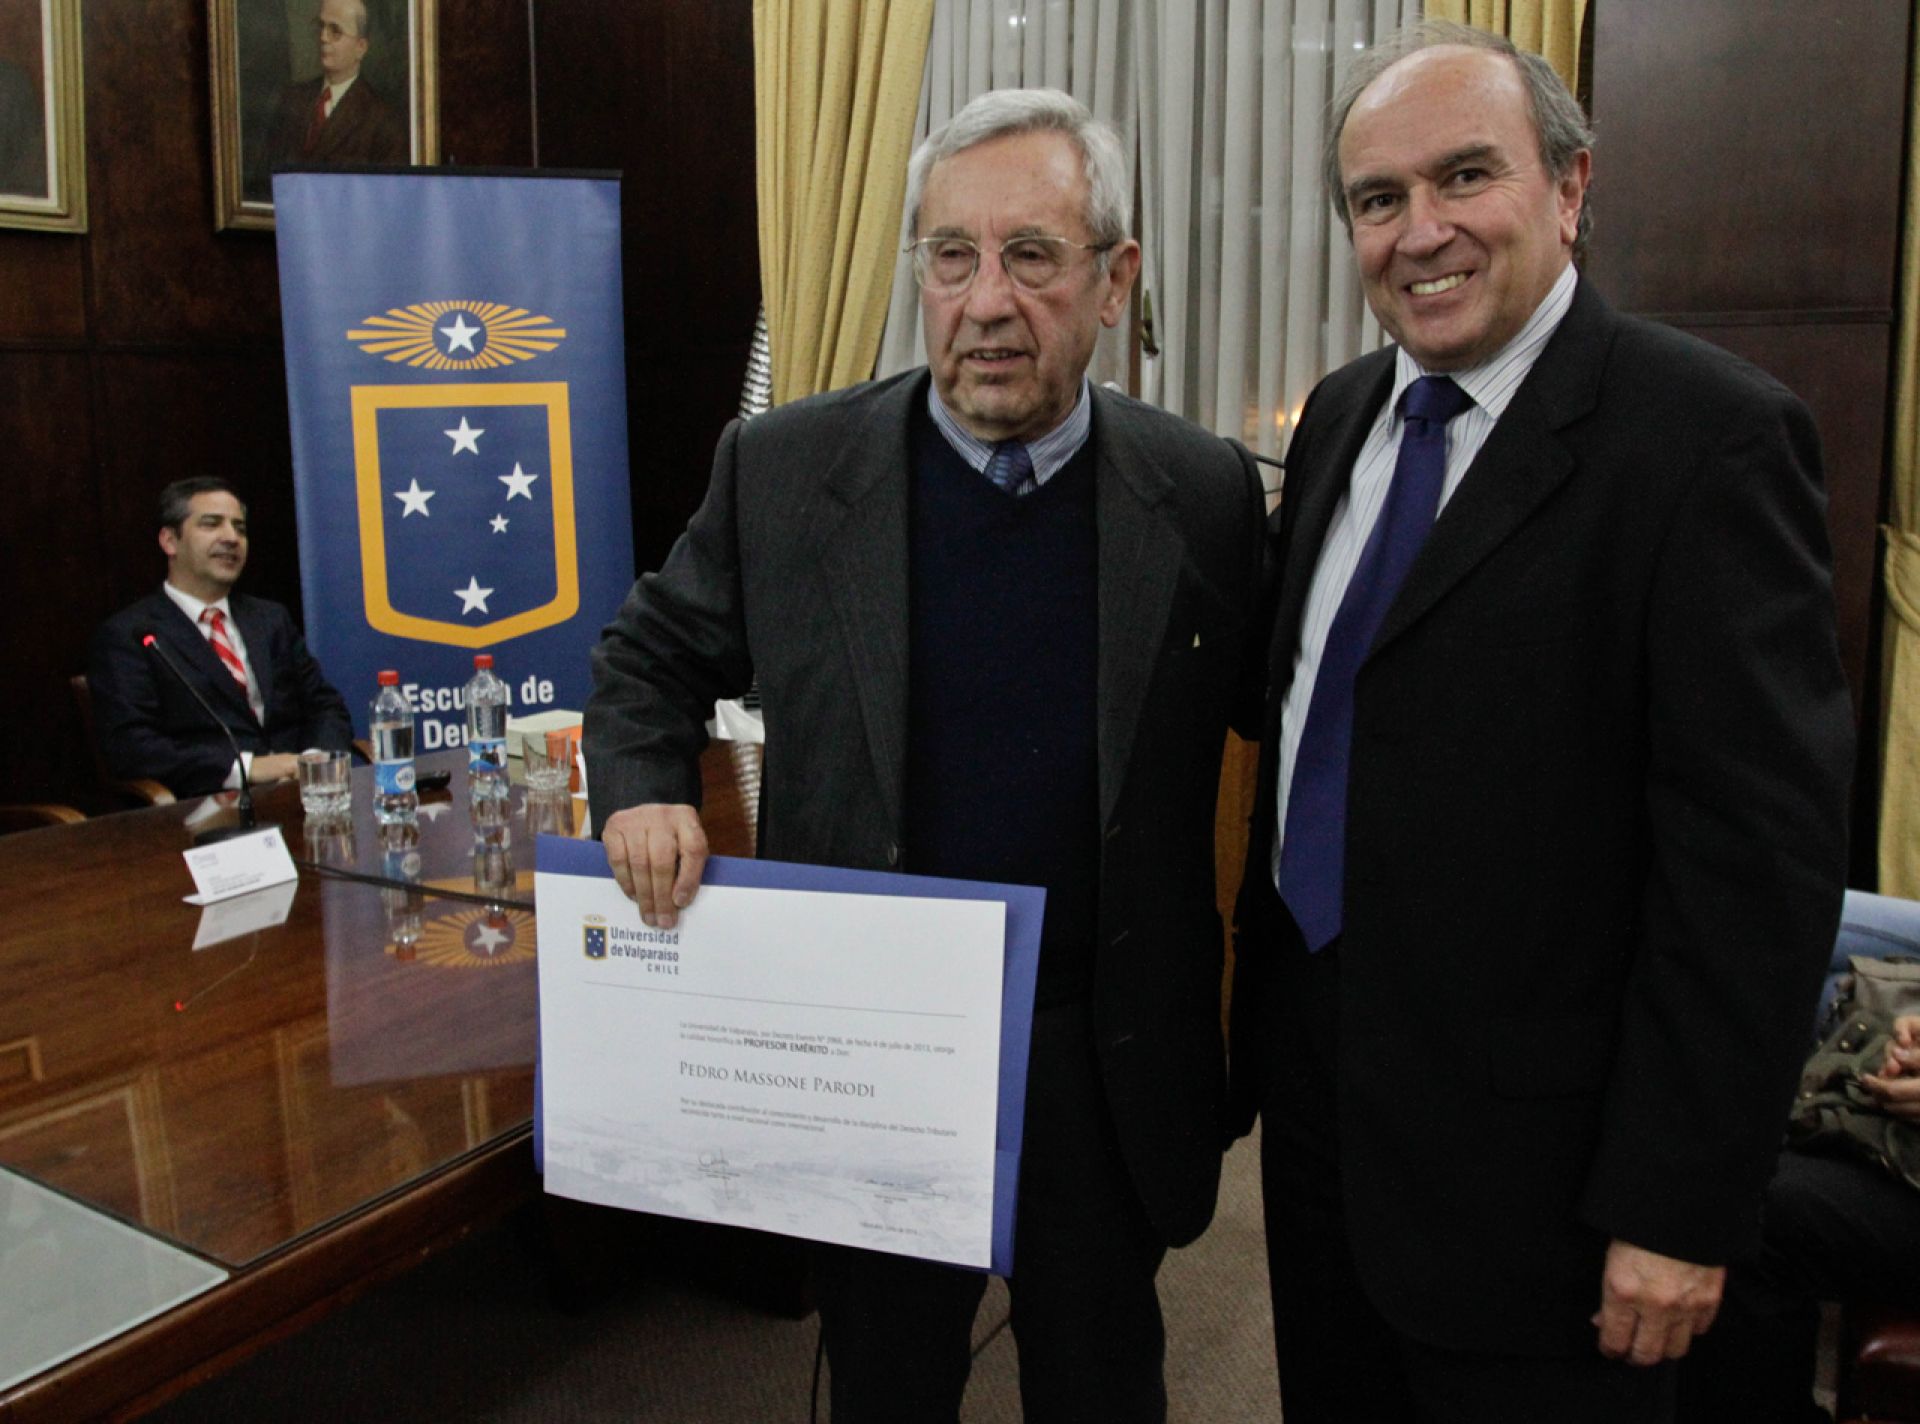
[1272,263,1578,881]
[161,581,264,788]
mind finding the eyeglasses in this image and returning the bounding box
[905,235,1115,294]
[314,19,360,41]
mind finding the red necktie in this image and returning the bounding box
[305,86,331,152]
[202,608,250,693]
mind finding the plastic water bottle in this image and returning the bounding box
[465,653,510,823]
[370,670,418,830]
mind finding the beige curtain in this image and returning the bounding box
[753,1,935,405]
[1423,0,1584,92]
[1879,14,1920,896]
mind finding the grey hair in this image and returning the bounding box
[1324,20,1594,257]
[158,477,246,533]
[904,88,1130,257]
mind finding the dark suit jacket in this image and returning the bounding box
[87,589,354,797]
[1232,278,1855,1354]
[587,370,1266,1246]
[263,74,406,174]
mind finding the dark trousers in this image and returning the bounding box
[1242,891,1676,1422]
[814,998,1168,1423]
[1677,1149,1920,1422]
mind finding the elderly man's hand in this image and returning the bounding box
[1592,1240,1723,1365]
[1862,1014,1920,1124]
[601,803,707,928]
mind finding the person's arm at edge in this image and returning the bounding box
[585,417,756,927]
[1577,384,1853,1364]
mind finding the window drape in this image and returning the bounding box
[753,0,934,405]
[1878,13,1920,896]
[875,0,1137,389]
[1423,0,1584,92]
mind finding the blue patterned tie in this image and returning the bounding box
[1276,375,1472,952]
[984,440,1035,496]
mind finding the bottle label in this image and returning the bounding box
[468,737,507,773]
[375,761,416,796]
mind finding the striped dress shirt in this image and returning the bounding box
[1272,262,1578,880]
[927,376,1093,487]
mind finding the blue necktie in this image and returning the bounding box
[1276,374,1473,952]
[984,440,1035,496]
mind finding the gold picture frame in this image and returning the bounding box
[0,0,86,234]
[209,0,438,233]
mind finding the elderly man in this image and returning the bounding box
[1230,21,1854,1422]
[586,88,1262,1423]
[87,477,353,798]
[260,0,405,186]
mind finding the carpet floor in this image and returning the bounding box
[147,1133,1277,1421]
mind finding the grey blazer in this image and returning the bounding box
[586,369,1265,1244]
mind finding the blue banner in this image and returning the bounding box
[275,170,634,747]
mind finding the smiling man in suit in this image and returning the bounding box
[1231,21,1855,1423]
[87,477,352,797]
[585,88,1263,1423]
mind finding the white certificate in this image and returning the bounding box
[537,855,1008,1268]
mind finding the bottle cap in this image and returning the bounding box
[475,654,493,669]
[377,670,399,686]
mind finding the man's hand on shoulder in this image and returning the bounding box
[603,803,708,929]
[1593,1239,1724,1365]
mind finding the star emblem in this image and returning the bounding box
[455,576,494,615]
[393,478,435,518]
[440,314,481,354]
[499,463,540,500]
[471,922,511,954]
[490,514,509,534]
[444,417,484,455]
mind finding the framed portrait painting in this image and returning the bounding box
[0,0,86,233]
[210,0,438,232]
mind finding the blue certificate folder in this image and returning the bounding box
[534,835,1046,1276]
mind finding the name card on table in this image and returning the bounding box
[182,827,298,906]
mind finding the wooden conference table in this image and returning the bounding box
[0,742,762,1421]
[0,753,548,1421]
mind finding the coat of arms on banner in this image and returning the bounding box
[349,380,579,646]
[345,302,579,648]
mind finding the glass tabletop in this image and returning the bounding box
[0,1167,228,1391]
[284,749,591,911]
[0,809,537,1271]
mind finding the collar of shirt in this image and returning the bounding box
[926,376,1093,489]
[324,74,358,108]
[1382,261,1578,434]
[162,581,232,630]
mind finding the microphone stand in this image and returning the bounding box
[141,633,259,845]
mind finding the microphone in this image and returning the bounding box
[141,633,259,844]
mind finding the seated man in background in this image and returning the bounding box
[1678,892,1920,1423]
[87,476,353,797]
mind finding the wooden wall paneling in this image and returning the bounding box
[532,0,760,574]
[83,1,283,343]
[91,349,301,616]
[1588,0,1910,882]
[0,237,86,340]
[0,351,106,807]
[1675,320,1893,707]
[1586,1,1908,318]
[438,0,536,168]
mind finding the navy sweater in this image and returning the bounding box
[903,409,1101,1006]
